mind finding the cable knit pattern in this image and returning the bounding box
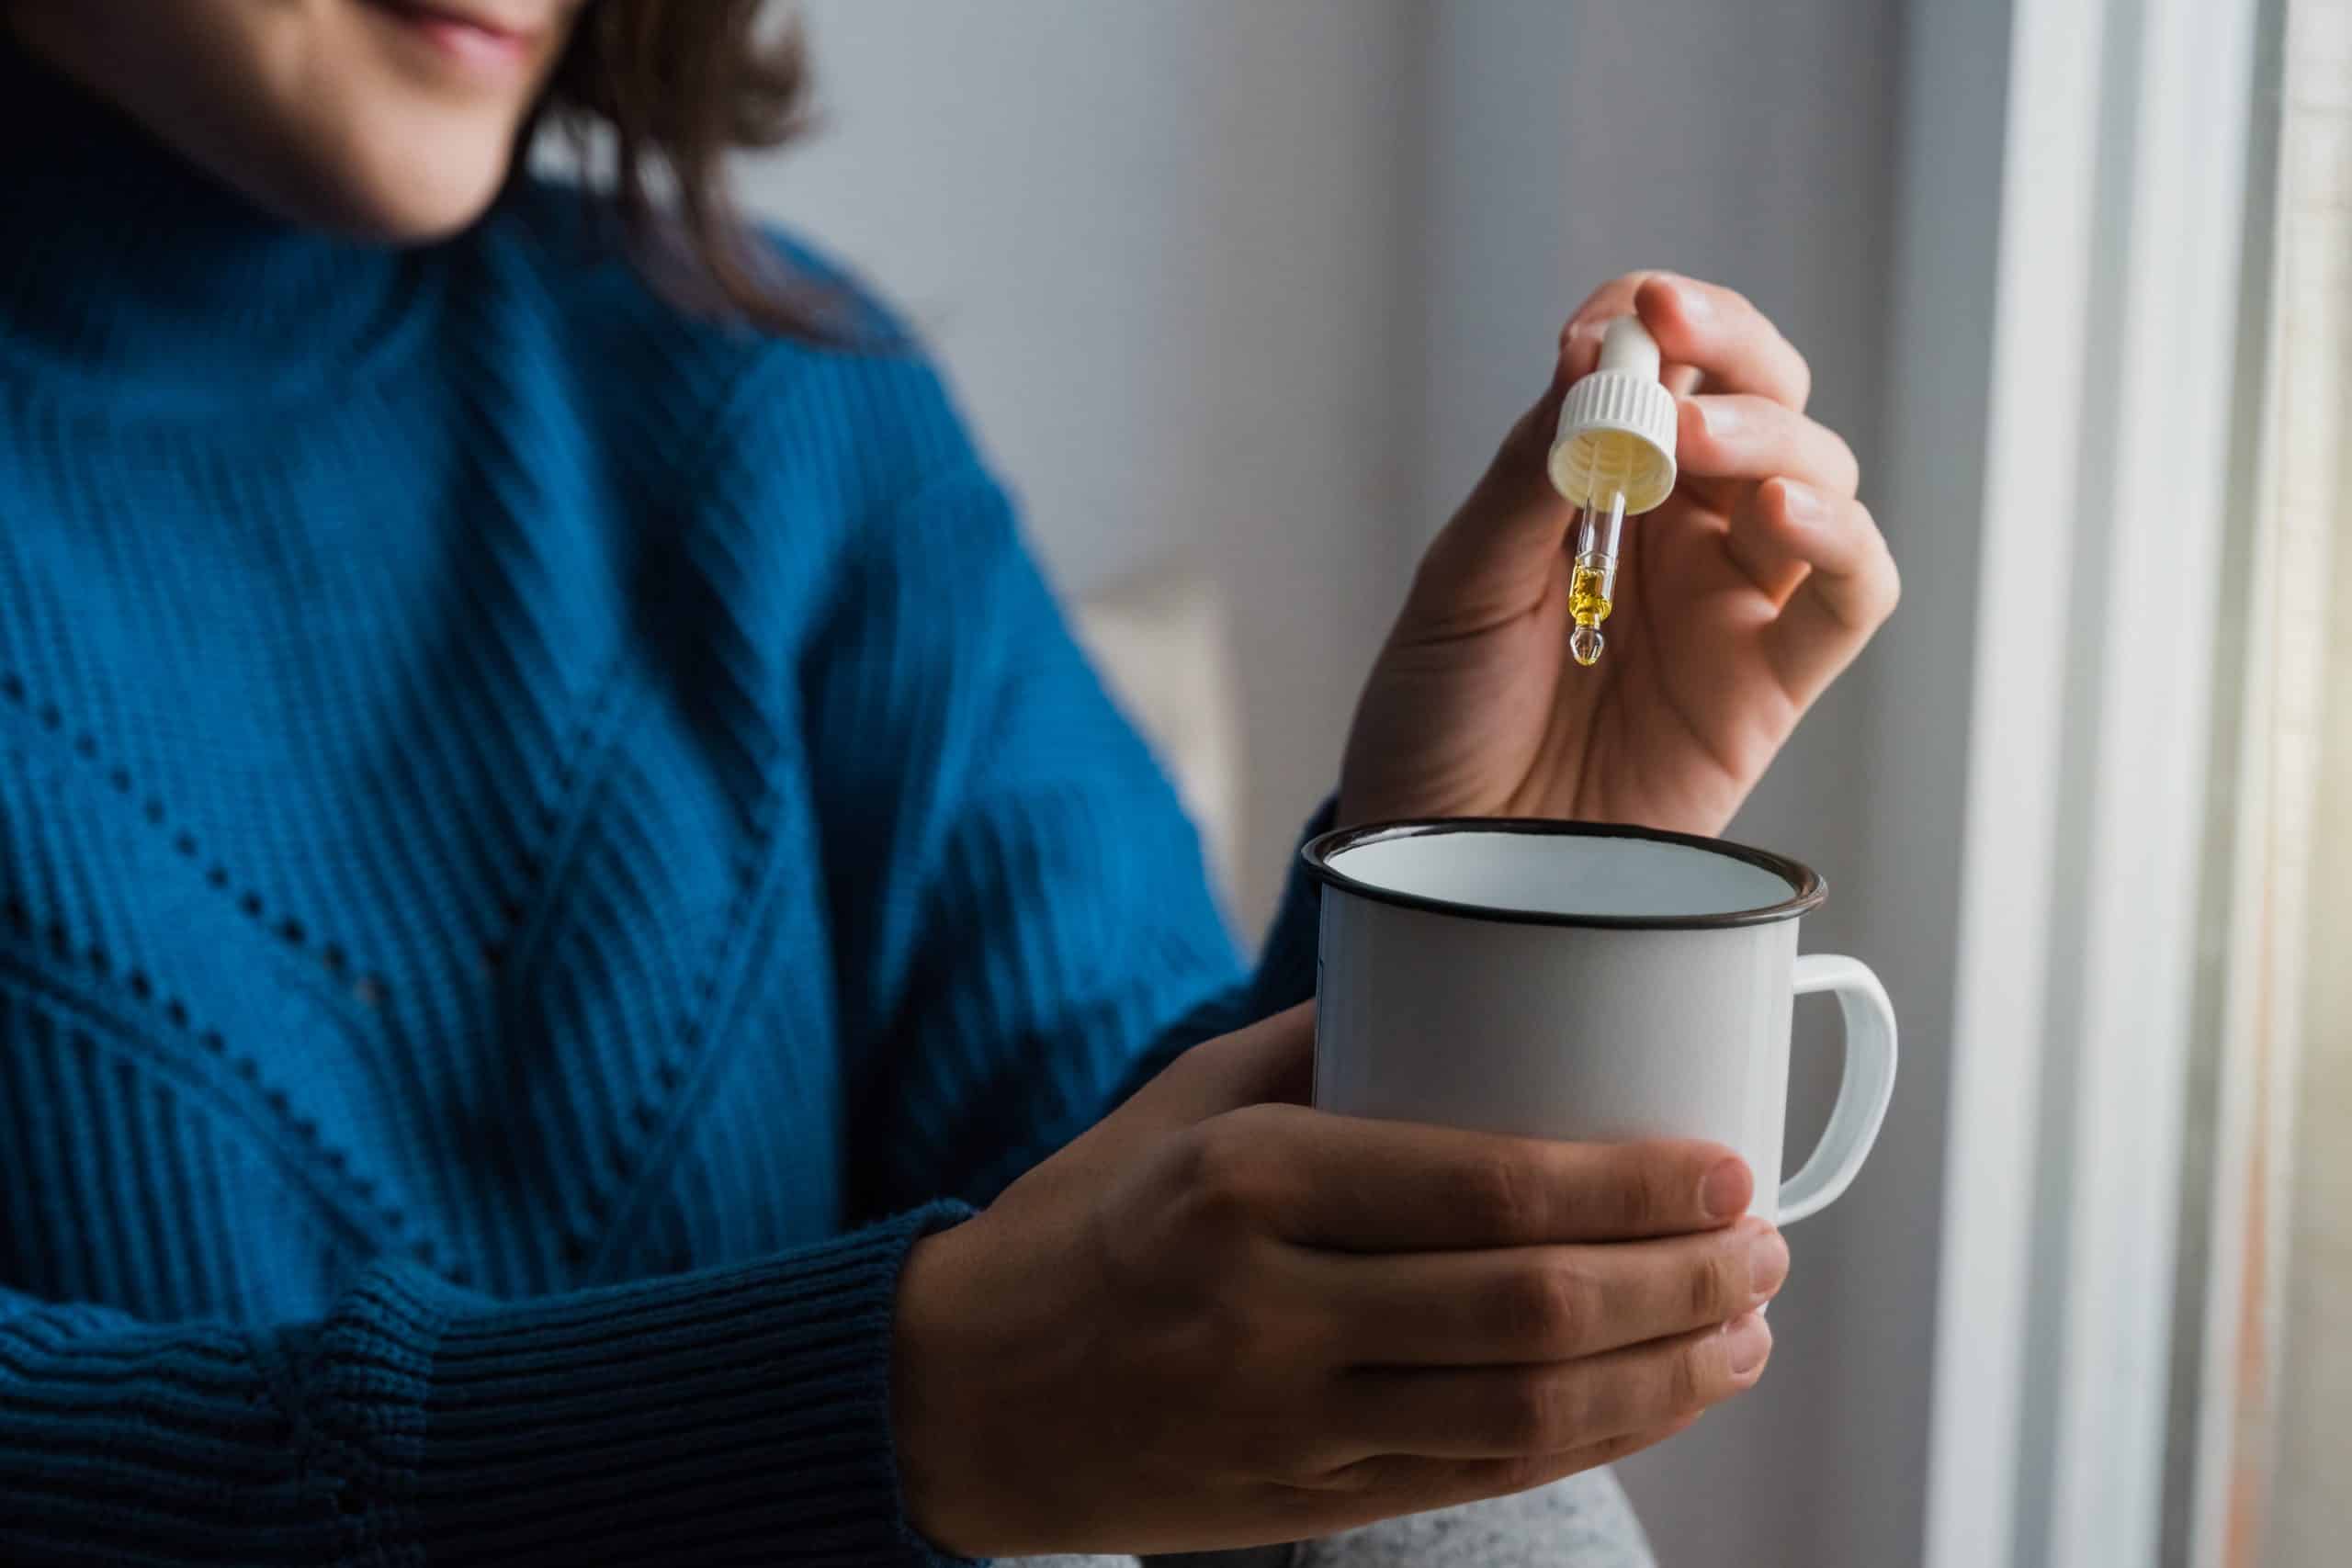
[0,39,1320,1566]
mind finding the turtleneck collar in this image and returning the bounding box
[0,27,435,418]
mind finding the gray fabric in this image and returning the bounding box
[1008,1467,1654,1568]
[1294,1470,1654,1567]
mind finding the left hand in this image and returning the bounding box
[1340,272,1899,835]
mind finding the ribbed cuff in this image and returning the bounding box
[319,1202,979,1566]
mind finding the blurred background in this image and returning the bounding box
[746,3,2346,1566]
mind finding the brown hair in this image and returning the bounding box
[544,0,833,338]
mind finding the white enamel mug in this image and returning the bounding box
[1303,820,1897,1224]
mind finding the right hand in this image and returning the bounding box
[891,1005,1787,1558]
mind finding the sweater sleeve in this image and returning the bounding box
[805,457,1325,1217]
[0,1204,978,1567]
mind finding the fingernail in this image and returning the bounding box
[1723,1313,1773,1378]
[1702,1158,1751,1219]
[1696,397,1741,438]
[1779,478,1825,523]
[1748,1227,1791,1298]
[1565,316,1611,345]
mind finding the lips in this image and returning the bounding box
[357,0,560,74]
[374,1,548,43]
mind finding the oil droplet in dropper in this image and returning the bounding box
[1566,552,1615,668]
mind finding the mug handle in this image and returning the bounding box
[1776,954,1900,1224]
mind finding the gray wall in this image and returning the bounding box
[754,5,1927,1565]
[752,0,1427,931]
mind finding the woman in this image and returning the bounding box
[0,2,1896,1563]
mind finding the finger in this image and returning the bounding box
[1130,1004,1317,1128]
[1308,1219,1788,1367]
[1678,395,1860,497]
[1731,479,1901,703]
[1223,1107,1751,1249]
[1305,1416,1700,1523]
[1416,271,1810,635]
[1338,1311,1773,1461]
[1634,274,1812,409]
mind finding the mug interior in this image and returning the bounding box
[1313,821,1819,927]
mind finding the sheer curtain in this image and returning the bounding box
[2175,0,2352,1562]
[2264,0,2352,1558]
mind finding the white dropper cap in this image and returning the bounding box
[1545,316,1679,513]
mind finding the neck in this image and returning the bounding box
[0,28,428,418]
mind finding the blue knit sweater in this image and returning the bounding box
[0,40,1319,1566]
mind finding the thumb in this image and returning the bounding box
[1128,1003,1317,1129]
[1406,370,1579,637]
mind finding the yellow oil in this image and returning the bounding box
[1568,558,1613,667]
[1569,562,1613,628]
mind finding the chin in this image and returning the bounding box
[292,121,521,244]
[331,168,510,244]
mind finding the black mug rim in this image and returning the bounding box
[1300,818,1828,931]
